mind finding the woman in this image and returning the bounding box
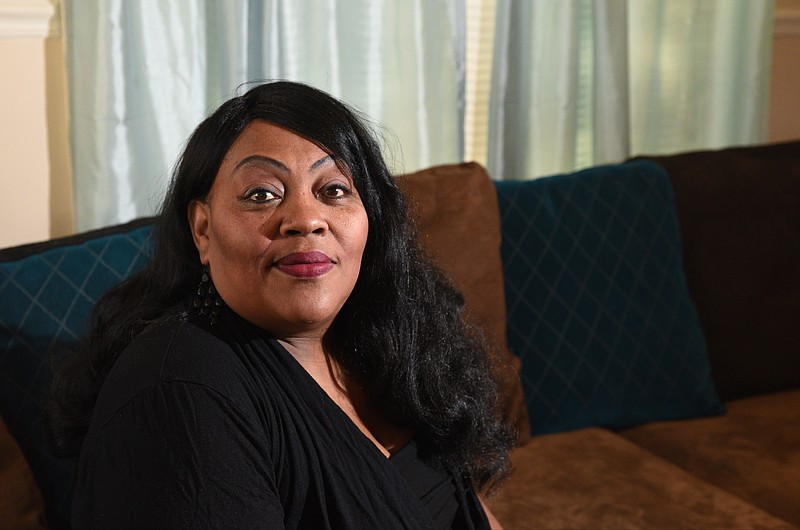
[50,81,512,529]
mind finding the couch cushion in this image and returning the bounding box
[637,141,800,401]
[0,217,155,528]
[486,427,793,530]
[396,163,530,445]
[622,389,800,526]
[495,160,723,435]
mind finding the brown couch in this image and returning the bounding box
[1,141,799,529]
[397,142,800,529]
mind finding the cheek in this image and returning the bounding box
[347,211,370,263]
[207,219,264,270]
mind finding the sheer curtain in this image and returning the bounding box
[65,0,465,231]
[65,0,776,227]
[628,0,774,155]
[487,0,775,181]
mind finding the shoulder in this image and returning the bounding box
[89,314,256,432]
[73,316,285,528]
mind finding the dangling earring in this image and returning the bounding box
[193,266,223,325]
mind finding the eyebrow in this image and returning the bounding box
[234,154,333,173]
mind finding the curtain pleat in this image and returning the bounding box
[66,0,209,230]
[487,0,630,181]
[629,0,774,155]
[488,0,774,181]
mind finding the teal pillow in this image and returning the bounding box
[495,161,724,435]
[0,218,154,528]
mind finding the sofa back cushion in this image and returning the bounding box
[496,160,723,435]
[0,218,155,527]
[395,163,531,445]
[638,141,800,401]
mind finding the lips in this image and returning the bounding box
[274,251,334,278]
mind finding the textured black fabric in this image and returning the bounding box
[72,309,489,529]
[390,440,459,529]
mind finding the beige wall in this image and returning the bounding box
[1,2,799,248]
[0,0,71,249]
[0,36,50,248]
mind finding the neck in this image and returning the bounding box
[278,336,327,363]
[279,336,348,391]
[279,335,413,458]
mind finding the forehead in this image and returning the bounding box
[222,120,328,163]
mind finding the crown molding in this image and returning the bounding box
[775,6,800,36]
[0,0,60,39]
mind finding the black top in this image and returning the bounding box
[71,311,489,529]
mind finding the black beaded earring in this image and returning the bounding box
[193,267,223,325]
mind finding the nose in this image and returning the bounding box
[278,190,328,237]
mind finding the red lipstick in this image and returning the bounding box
[274,251,334,278]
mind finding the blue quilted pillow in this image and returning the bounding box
[0,218,154,528]
[495,160,724,435]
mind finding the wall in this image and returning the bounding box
[0,0,70,249]
[0,35,48,248]
[0,1,799,248]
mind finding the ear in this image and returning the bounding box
[188,199,211,266]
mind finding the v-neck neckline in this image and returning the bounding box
[270,333,411,459]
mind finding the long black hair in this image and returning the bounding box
[49,81,512,490]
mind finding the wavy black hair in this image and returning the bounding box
[49,81,512,490]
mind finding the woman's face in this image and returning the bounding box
[189,120,369,340]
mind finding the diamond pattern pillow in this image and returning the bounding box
[0,218,154,528]
[495,161,724,435]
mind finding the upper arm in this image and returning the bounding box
[73,381,284,529]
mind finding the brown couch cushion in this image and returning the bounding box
[395,163,530,445]
[0,415,45,529]
[638,141,800,401]
[486,427,793,529]
[622,389,800,526]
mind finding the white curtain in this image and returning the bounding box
[65,0,465,231]
[65,0,776,227]
[628,0,774,156]
[487,0,775,181]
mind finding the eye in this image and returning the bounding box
[243,187,280,203]
[320,183,351,200]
